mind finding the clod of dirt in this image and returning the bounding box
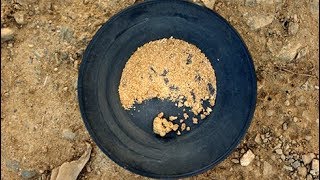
[288,22,299,35]
[277,42,302,61]
[245,0,256,6]
[245,14,274,30]
[240,150,255,166]
[1,28,14,42]
[50,143,92,180]
[291,161,301,169]
[13,12,26,25]
[62,129,76,141]
[153,113,177,137]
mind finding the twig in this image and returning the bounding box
[43,76,48,87]
[279,68,318,78]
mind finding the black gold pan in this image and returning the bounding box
[78,0,257,178]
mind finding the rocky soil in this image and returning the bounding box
[1,0,319,179]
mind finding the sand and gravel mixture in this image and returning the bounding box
[118,37,217,136]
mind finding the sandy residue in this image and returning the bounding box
[118,37,217,114]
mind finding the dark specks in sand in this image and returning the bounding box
[160,69,168,76]
[208,83,215,95]
[186,54,193,65]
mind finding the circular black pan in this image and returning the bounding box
[78,0,257,179]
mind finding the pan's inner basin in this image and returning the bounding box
[118,37,217,137]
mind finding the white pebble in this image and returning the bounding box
[240,150,255,166]
[284,100,290,106]
[275,149,283,155]
[266,110,275,117]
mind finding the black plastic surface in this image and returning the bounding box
[78,0,257,178]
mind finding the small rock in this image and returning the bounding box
[305,136,312,141]
[302,110,310,121]
[233,152,239,159]
[297,166,307,177]
[231,159,240,164]
[283,165,294,171]
[1,28,14,42]
[60,52,69,60]
[41,174,47,180]
[6,160,20,172]
[240,150,255,166]
[315,85,319,90]
[246,14,274,30]
[83,0,89,4]
[280,155,286,161]
[54,68,58,72]
[51,143,91,180]
[291,161,301,169]
[266,110,275,117]
[263,161,273,176]
[282,123,288,130]
[293,117,299,122]
[255,133,262,144]
[62,129,76,140]
[310,169,319,176]
[201,0,215,9]
[275,149,283,155]
[21,170,37,179]
[311,159,319,172]
[277,42,302,61]
[296,47,308,60]
[74,79,78,90]
[288,158,295,164]
[293,14,298,22]
[74,60,79,68]
[86,165,91,172]
[293,154,300,160]
[284,100,290,106]
[60,27,74,42]
[63,87,68,91]
[288,22,299,35]
[266,132,270,138]
[245,0,256,6]
[263,138,268,143]
[13,12,26,25]
[302,153,315,165]
[274,143,282,150]
[301,81,310,91]
[306,174,313,180]
[267,38,283,55]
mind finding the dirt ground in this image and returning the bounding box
[1,0,319,179]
